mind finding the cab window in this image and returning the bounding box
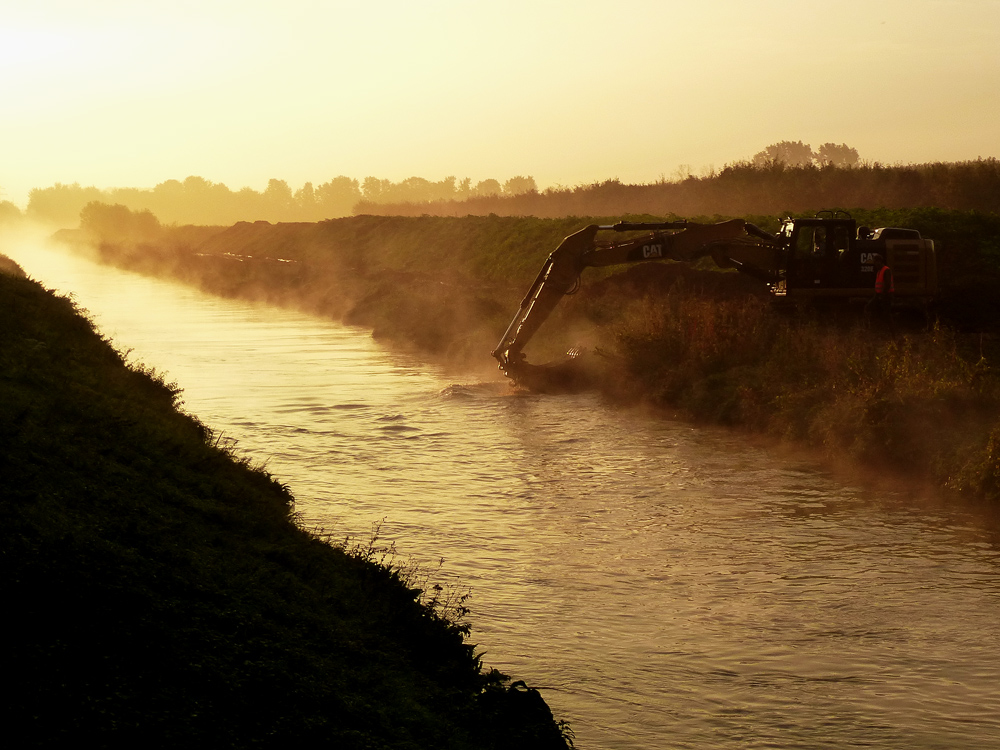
[831,225,850,254]
[795,226,825,256]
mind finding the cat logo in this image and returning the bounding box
[642,244,663,259]
[860,252,878,265]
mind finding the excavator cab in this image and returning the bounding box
[777,214,936,299]
[781,217,856,293]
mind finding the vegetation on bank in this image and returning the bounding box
[0,260,571,748]
[52,206,1000,501]
[11,156,999,228]
[358,159,1000,219]
[597,267,1000,497]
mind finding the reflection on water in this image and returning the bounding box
[9,240,1000,749]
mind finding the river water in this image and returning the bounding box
[8,238,1000,749]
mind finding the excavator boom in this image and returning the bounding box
[492,220,780,381]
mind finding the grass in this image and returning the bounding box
[602,274,1000,497]
[0,261,571,748]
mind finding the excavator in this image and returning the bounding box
[492,212,937,389]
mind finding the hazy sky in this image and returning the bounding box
[2,0,998,206]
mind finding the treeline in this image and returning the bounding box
[0,199,22,224]
[364,159,1000,218]
[11,154,999,230]
[20,174,539,228]
[23,176,358,227]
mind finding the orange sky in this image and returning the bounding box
[2,0,998,207]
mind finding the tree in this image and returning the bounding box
[79,202,161,243]
[394,177,434,203]
[295,182,316,210]
[262,179,294,221]
[0,200,23,225]
[474,179,502,197]
[362,177,390,202]
[264,179,293,206]
[436,176,458,202]
[183,175,212,193]
[752,140,816,167]
[27,183,105,227]
[816,143,860,167]
[315,177,361,217]
[672,164,693,182]
[152,179,185,200]
[503,176,537,196]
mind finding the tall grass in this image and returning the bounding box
[609,282,1000,497]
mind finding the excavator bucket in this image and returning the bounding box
[503,350,599,393]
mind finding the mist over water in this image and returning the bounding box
[9,240,1000,749]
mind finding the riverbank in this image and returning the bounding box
[0,257,570,748]
[51,209,1000,501]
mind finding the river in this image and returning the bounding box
[7,237,1000,749]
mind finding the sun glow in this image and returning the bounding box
[1,0,998,207]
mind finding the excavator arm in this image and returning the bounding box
[492,220,780,383]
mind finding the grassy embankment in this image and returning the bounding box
[0,256,571,748]
[57,208,1000,500]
